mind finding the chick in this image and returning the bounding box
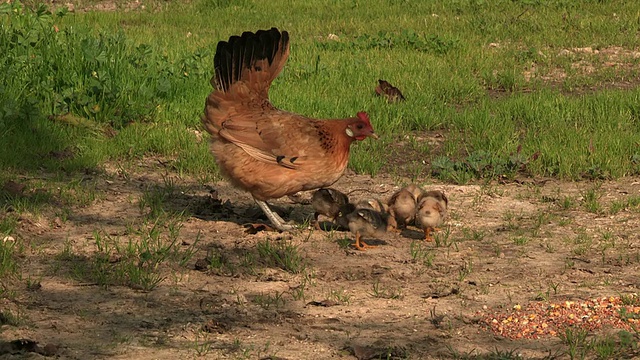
[415,190,448,241]
[419,190,448,210]
[346,208,389,250]
[375,79,406,103]
[311,188,354,229]
[387,186,419,230]
[404,184,425,200]
[355,198,396,231]
[356,198,388,212]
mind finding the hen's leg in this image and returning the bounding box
[254,198,297,231]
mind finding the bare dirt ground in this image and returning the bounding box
[1,159,640,359]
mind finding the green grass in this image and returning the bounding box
[1,0,640,184]
[255,239,307,274]
[61,217,198,290]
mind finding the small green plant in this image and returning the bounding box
[193,330,212,357]
[0,237,20,278]
[327,288,351,304]
[512,236,529,246]
[619,293,640,306]
[410,241,435,266]
[433,227,455,249]
[0,308,23,327]
[458,259,473,282]
[256,240,306,274]
[251,291,286,310]
[290,271,314,301]
[558,326,592,360]
[461,228,485,242]
[336,236,352,250]
[582,187,603,214]
[369,280,403,300]
[560,196,577,211]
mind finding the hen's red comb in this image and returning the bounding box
[356,111,371,125]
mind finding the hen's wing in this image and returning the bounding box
[205,28,316,169]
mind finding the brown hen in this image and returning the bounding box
[202,28,378,230]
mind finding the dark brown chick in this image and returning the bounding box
[346,208,389,251]
[416,190,448,241]
[375,79,405,103]
[311,188,355,230]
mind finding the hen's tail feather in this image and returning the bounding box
[212,28,290,97]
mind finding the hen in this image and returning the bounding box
[202,28,378,230]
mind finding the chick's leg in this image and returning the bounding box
[312,212,327,231]
[423,227,434,242]
[354,231,376,251]
[254,198,297,231]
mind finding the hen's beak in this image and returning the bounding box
[369,132,379,139]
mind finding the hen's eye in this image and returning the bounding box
[356,124,364,130]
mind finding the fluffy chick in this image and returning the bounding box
[311,188,354,229]
[356,198,396,230]
[415,190,448,241]
[404,184,425,200]
[356,198,387,212]
[388,187,419,230]
[346,208,389,250]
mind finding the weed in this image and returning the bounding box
[0,309,22,327]
[582,187,603,214]
[512,236,529,246]
[369,280,403,300]
[410,241,435,266]
[327,288,351,305]
[251,291,286,310]
[619,293,640,306]
[0,237,20,278]
[335,236,352,250]
[290,271,314,301]
[434,227,455,249]
[560,196,577,211]
[256,239,306,274]
[458,259,473,282]
[558,327,592,360]
[461,228,485,242]
[193,330,212,357]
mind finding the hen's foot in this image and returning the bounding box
[254,198,297,231]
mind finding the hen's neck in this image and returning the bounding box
[316,118,356,167]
